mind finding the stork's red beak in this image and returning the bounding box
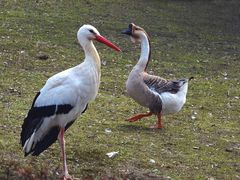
[95,35,121,52]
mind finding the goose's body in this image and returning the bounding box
[20,24,120,179]
[122,23,192,128]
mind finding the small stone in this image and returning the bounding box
[191,115,196,120]
[149,159,156,164]
[106,151,118,158]
[102,60,107,66]
[225,148,233,152]
[206,143,214,147]
[164,176,171,179]
[105,128,112,134]
[193,146,200,150]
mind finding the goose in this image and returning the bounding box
[122,23,192,129]
[20,24,120,179]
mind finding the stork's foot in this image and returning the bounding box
[126,112,153,122]
[62,174,72,180]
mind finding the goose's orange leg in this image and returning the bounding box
[126,112,153,122]
[150,113,164,129]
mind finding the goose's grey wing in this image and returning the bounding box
[143,74,187,94]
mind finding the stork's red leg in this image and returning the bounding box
[126,111,153,122]
[58,128,72,180]
[150,113,164,129]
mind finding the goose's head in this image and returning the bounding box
[122,23,148,43]
[77,24,121,52]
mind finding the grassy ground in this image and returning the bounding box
[0,0,240,179]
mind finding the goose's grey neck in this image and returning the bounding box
[136,32,151,71]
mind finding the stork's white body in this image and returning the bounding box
[27,60,100,150]
[36,59,100,127]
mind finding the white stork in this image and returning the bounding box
[20,24,120,179]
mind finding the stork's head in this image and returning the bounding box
[122,23,148,43]
[77,24,121,52]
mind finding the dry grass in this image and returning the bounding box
[0,0,239,179]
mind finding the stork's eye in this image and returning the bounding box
[89,29,94,33]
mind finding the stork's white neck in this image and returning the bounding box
[136,32,150,71]
[81,39,101,73]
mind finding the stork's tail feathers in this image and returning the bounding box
[20,115,46,156]
[21,103,74,156]
[21,114,41,154]
[21,117,60,156]
[20,107,60,156]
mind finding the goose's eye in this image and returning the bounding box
[89,29,94,33]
